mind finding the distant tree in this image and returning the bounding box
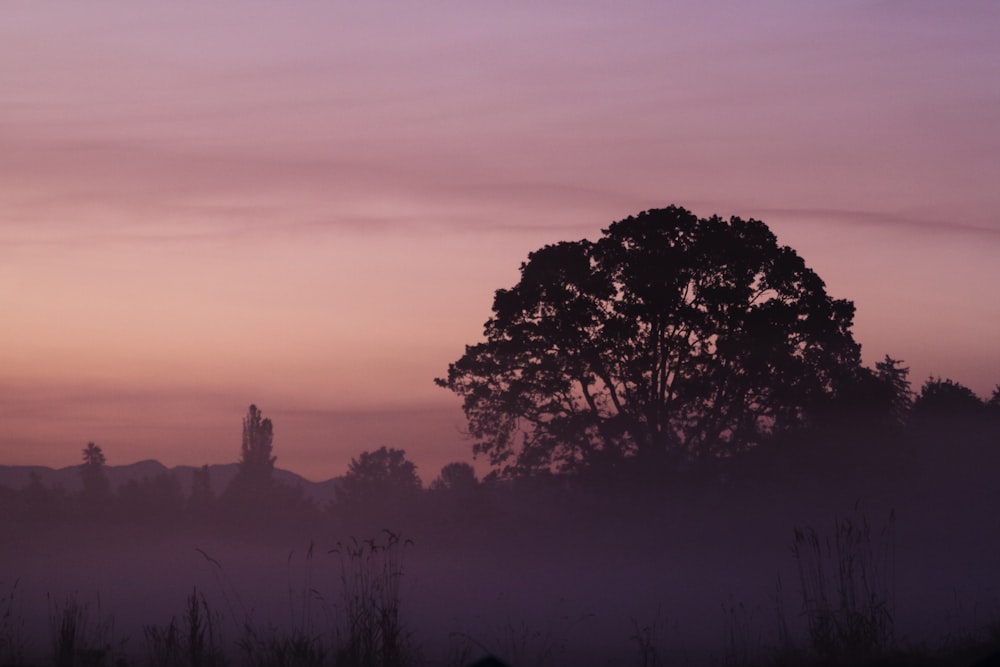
[117,472,184,520]
[188,464,214,515]
[80,442,110,502]
[338,447,421,507]
[239,404,276,485]
[875,355,913,424]
[23,471,52,510]
[430,462,478,494]
[219,407,318,530]
[912,377,984,418]
[436,206,861,476]
[221,405,279,519]
[830,355,913,430]
[428,462,483,525]
[988,385,1000,415]
[82,441,106,468]
[16,471,67,522]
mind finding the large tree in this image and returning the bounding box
[436,206,861,476]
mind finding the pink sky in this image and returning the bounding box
[2,3,999,481]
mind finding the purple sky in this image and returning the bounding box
[2,3,999,481]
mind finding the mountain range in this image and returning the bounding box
[0,460,341,505]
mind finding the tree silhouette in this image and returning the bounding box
[338,447,421,508]
[116,472,183,520]
[220,404,280,522]
[188,464,214,516]
[437,206,861,476]
[238,404,276,486]
[80,442,110,501]
[874,355,913,424]
[829,355,914,431]
[430,462,478,493]
[912,377,984,418]
[82,441,106,467]
[987,385,1000,414]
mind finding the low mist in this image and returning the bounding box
[2,410,999,666]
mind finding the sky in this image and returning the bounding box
[2,2,999,481]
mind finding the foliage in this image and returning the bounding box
[437,206,861,476]
[338,447,421,508]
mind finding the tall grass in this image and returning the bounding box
[8,514,1000,666]
[331,530,415,667]
[1,579,26,665]
[238,623,328,667]
[451,617,562,667]
[143,587,226,667]
[630,607,667,667]
[190,531,415,666]
[237,542,331,667]
[48,594,121,667]
[792,505,896,662]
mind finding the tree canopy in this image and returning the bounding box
[430,462,478,494]
[436,206,862,476]
[338,446,421,507]
[913,377,985,418]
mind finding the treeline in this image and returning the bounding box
[3,369,999,539]
[0,404,485,536]
[7,208,1000,536]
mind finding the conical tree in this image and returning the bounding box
[80,441,110,502]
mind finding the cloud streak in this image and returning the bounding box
[746,206,1000,240]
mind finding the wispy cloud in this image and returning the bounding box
[745,206,1000,240]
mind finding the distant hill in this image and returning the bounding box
[0,461,340,505]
